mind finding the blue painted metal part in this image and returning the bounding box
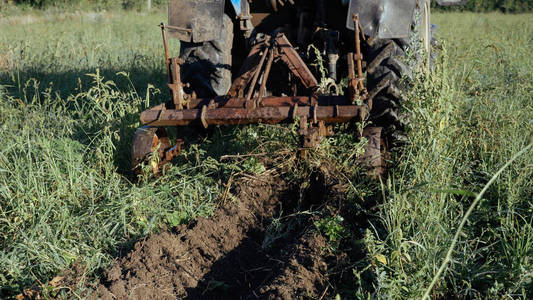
[230,0,241,15]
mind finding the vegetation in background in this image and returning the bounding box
[432,0,533,13]
[0,8,531,299]
[2,0,533,13]
[0,12,171,99]
[2,0,168,11]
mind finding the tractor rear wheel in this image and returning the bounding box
[364,0,432,146]
[179,14,234,97]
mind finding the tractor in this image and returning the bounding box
[131,0,464,176]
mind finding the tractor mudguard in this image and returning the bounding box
[346,0,417,39]
[168,0,225,42]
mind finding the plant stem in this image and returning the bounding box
[422,142,533,300]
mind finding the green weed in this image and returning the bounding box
[0,71,222,295]
[315,215,346,250]
[352,12,533,298]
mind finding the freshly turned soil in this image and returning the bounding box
[95,173,331,299]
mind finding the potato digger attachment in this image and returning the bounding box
[132,12,388,178]
[131,0,466,176]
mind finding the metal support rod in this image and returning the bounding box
[160,23,172,86]
[347,52,355,79]
[246,47,270,101]
[160,23,170,64]
[353,14,364,90]
[257,48,275,103]
[170,58,183,109]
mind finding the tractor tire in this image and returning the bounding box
[179,14,233,98]
[364,0,433,146]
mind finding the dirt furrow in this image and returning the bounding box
[95,173,331,299]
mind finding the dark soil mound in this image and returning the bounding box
[95,174,332,299]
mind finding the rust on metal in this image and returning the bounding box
[348,14,369,107]
[275,33,318,90]
[161,23,171,85]
[183,95,350,110]
[140,103,366,127]
[300,120,333,149]
[132,126,182,175]
[229,33,318,100]
[161,24,187,110]
[228,42,264,98]
[246,46,270,101]
[353,14,365,87]
[257,47,275,103]
[169,57,184,109]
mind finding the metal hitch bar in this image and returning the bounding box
[140,99,367,127]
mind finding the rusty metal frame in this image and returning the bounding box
[228,33,318,101]
[145,28,368,129]
[136,17,384,174]
[141,102,366,127]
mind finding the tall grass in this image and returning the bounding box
[354,12,533,298]
[0,71,226,295]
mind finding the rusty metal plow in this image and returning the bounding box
[132,15,386,177]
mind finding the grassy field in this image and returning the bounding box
[0,9,532,299]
